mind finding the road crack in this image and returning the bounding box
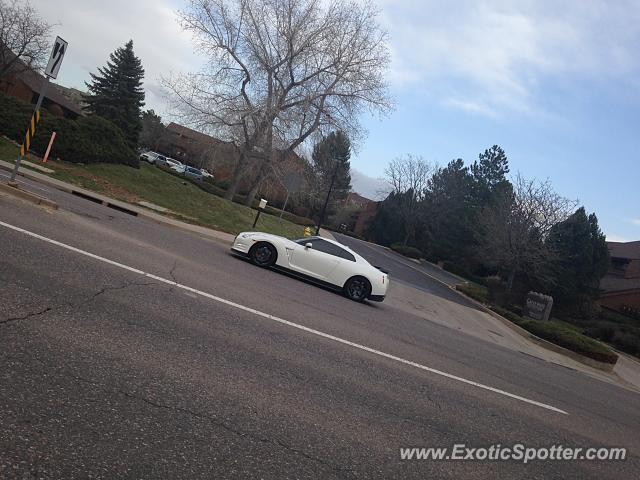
[1,281,158,327]
[0,307,53,325]
[119,390,358,478]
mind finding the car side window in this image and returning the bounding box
[337,248,356,262]
[307,239,354,260]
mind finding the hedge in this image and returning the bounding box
[0,91,138,167]
[488,305,618,364]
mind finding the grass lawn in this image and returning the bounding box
[0,137,310,238]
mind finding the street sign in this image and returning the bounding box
[44,36,68,79]
[283,172,302,193]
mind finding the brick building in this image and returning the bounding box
[1,62,83,119]
[599,240,640,312]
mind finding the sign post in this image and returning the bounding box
[279,172,302,223]
[43,132,57,163]
[252,198,268,229]
[10,36,67,182]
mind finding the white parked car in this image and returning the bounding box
[170,162,186,173]
[231,233,389,302]
[140,151,159,164]
[166,158,183,170]
[201,168,214,179]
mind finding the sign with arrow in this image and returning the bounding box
[44,36,68,79]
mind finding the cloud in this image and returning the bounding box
[350,169,388,200]
[631,219,640,227]
[33,0,200,115]
[605,233,630,243]
[377,0,640,116]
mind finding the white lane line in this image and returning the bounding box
[0,220,568,415]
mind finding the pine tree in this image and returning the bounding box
[84,40,145,150]
[471,145,511,205]
[310,131,352,217]
[545,207,610,311]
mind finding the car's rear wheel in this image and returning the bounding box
[249,242,277,267]
[343,276,371,302]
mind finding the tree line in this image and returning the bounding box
[368,146,610,316]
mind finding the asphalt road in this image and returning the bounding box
[1,187,639,479]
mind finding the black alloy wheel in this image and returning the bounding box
[250,242,277,267]
[344,276,371,302]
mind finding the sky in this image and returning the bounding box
[34,0,640,242]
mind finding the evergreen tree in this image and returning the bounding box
[471,145,511,205]
[84,40,145,150]
[421,159,476,262]
[310,131,352,218]
[139,109,165,150]
[545,207,610,312]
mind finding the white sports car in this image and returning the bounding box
[231,232,389,302]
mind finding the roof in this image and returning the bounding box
[2,44,84,116]
[600,274,640,293]
[17,68,84,116]
[608,240,640,260]
[166,123,226,146]
[346,192,375,207]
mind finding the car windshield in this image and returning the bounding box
[291,236,319,243]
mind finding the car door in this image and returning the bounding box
[288,239,342,281]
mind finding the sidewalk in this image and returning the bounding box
[0,159,334,244]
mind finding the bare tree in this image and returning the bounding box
[384,154,433,245]
[479,173,578,291]
[163,0,391,203]
[0,0,51,81]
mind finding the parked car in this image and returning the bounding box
[140,151,159,164]
[154,154,168,167]
[170,162,186,174]
[166,158,183,170]
[201,168,214,179]
[231,233,389,302]
[184,166,204,181]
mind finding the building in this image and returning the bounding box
[341,192,378,237]
[599,240,640,312]
[160,122,240,171]
[0,50,83,119]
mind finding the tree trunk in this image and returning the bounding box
[506,267,517,292]
[244,125,273,207]
[224,151,248,201]
[244,160,268,206]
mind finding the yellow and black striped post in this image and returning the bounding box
[10,76,50,182]
[20,109,41,158]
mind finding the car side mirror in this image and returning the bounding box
[305,243,313,249]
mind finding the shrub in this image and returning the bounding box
[520,319,618,364]
[490,305,525,325]
[612,331,640,356]
[390,243,423,259]
[0,91,138,167]
[441,261,485,284]
[456,283,489,304]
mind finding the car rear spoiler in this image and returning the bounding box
[374,265,389,274]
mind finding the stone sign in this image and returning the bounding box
[523,291,553,321]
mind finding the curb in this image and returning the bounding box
[453,286,617,373]
[0,181,58,210]
[0,160,237,245]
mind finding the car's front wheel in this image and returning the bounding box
[343,276,371,302]
[249,242,277,267]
